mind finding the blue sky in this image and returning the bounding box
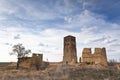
[0,0,120,62]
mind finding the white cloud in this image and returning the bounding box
[0,24,120,62]
[80,26,98,34]
[0,1,120,62]
[0,0,62,21]
[0,0,17,15]
[64,16,72,23]
[14,34,21,39]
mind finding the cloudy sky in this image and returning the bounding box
[0,0,120,62]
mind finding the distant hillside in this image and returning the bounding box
[0,62,11,67]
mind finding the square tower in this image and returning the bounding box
[63,35,77,64]
[31,53,43,67]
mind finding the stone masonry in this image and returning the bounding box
[31,53,43,68]
[63,35,77,64]
[82,48,108,66]
[19,53,43,68]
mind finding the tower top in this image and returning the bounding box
[64,35,75,38]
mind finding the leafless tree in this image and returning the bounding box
[10,43,31,69]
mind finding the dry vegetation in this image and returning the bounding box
[0,63,120,80]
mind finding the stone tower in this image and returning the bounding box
[63,35,77,64]
[31,53,43,66]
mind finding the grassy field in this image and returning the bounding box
[0,64,120,80]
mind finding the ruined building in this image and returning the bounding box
[63,35,77,64]
[31,54,43,67]
[19,35,108,68]
[19,53,43,69]
[82,48,108,66]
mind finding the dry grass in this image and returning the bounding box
[0,64,120,80]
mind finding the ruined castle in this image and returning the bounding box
[19,35,108,69]
[82,48,108,66]
[63,35,108,66]
[19,53,43,69]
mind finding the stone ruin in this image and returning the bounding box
[19,35,108,69]
[63,35,108,67]
[81,48,108,66]
[19,53,43,69]
[31,54,43,67]
[63,35,77,64]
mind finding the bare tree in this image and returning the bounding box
[10,43,31,69]
[108,59,117,66]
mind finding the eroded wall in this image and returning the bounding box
[19,53,43,68]
[82,48,108,66]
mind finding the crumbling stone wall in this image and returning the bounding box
[82,48,93,64]
[19,53,43,69]
[82,48,108,66]
[19,57,31,68]
[63,35,77,64]
[31,54,43,65]
[31,53,43,69]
